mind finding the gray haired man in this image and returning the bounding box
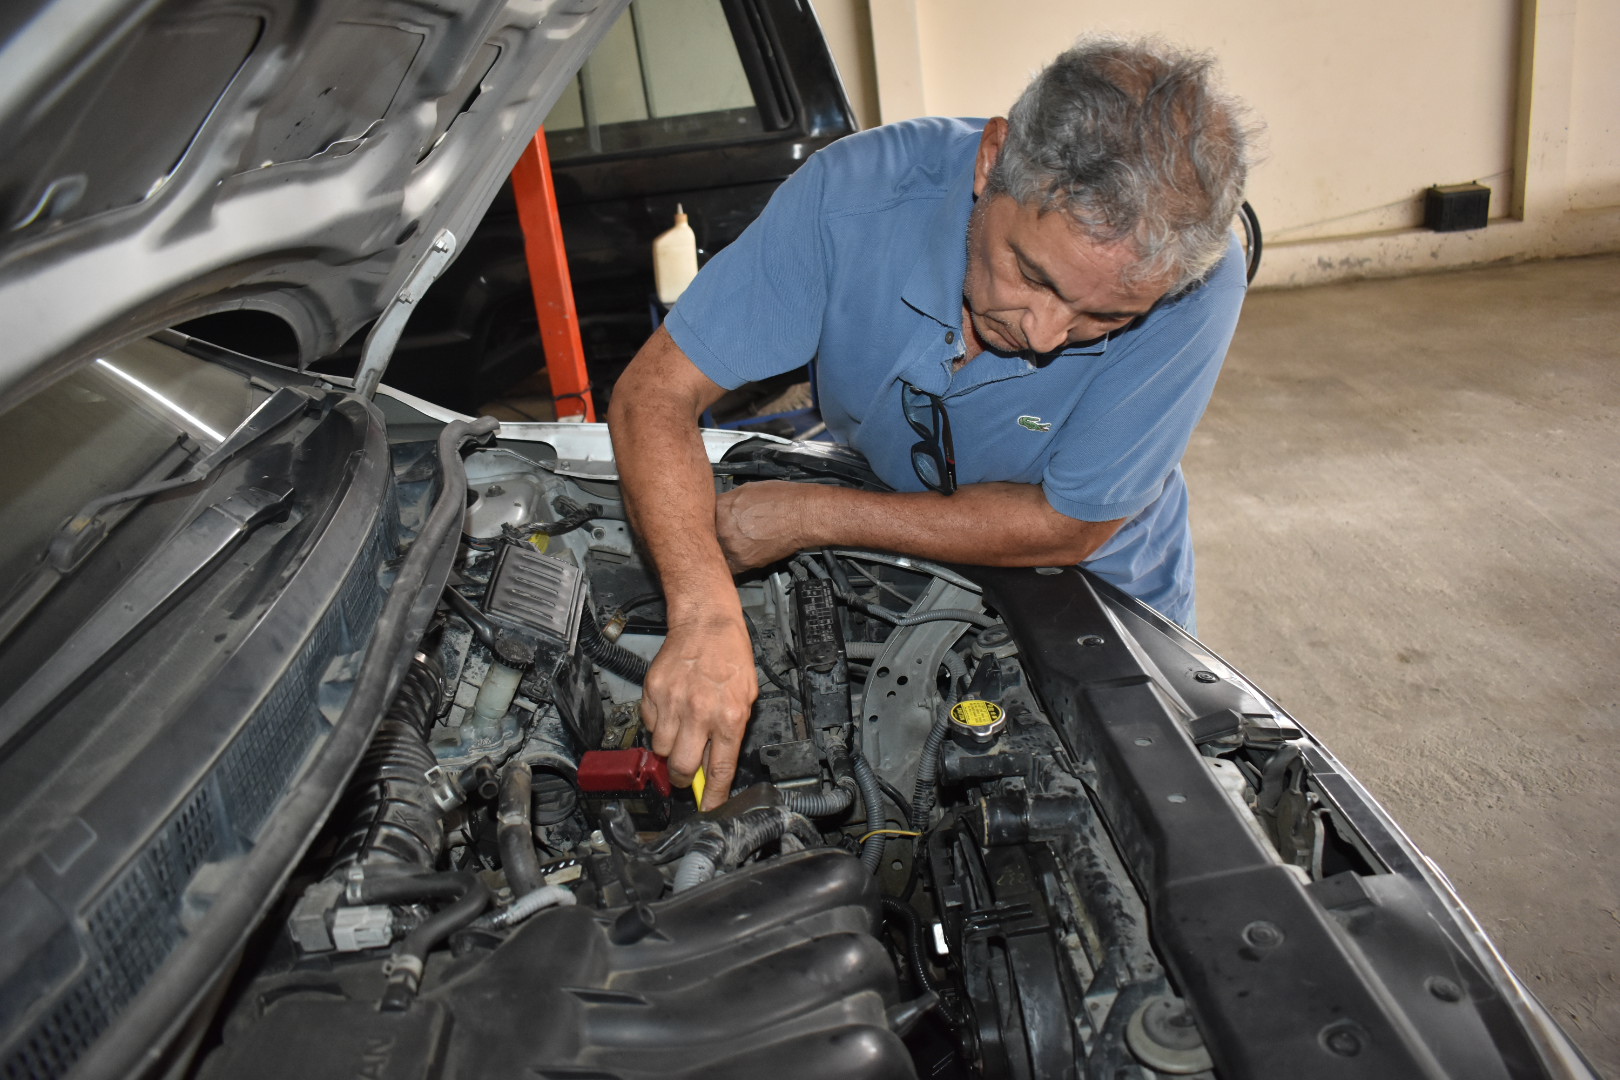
[608,36,1255,807]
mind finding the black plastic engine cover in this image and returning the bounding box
[201,850,915,1080]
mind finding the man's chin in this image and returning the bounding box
[974,318,1026,356]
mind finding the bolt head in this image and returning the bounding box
[1319,1021,1366,1058]
[1079,635,1105,647]
[1426,975,1464,1002]
[1242,920,1284,949]
[1194,669,1219,683]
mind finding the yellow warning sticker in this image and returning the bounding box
[951,700,1004,728]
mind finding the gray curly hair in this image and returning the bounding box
[984,35,1255,292]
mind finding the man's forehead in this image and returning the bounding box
[1018,206,1171,308]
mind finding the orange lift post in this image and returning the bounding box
[510,127,595,421]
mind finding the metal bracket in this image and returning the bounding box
[860,578,982,786]
[355,229,458,399]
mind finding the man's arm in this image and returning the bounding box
[607,326,758,809]
[714,479,1125,571]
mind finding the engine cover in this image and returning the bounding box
[201,850,915,1080]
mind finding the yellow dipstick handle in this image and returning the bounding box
[692,767,706,807]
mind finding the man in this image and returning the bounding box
[607,36,1253,808]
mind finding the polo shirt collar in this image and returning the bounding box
[899,153,977,330]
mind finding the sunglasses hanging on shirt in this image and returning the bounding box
[902,383,957,495]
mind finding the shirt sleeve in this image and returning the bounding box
[1040,243,1247,523]
[661,151,830,391]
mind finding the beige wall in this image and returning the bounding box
[1570,0,1620,210]
[814,0,1620,287]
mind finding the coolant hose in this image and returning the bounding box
[910,710,951,831]
[579,604,650,685]
[442,586,501,651]
[784,777,857,818]
[851,751,886,873]
[357,871,490,1011]
[497,761,546,897]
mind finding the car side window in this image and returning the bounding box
[544,0,770,160]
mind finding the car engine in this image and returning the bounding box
[187,438,1522,1080]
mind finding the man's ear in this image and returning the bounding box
[973,117,1010,197]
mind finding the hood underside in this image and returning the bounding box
[0,0,625,406]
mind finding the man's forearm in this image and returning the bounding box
[607,329,738,621]
[718,479,1124,569]
[608,328,759,807]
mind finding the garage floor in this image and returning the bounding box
[1186,253,1620,1074]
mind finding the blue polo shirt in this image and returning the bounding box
[664,117,1246,630]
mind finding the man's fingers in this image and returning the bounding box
[637,615,757,800]
[667,722,710,788]
[699,730,742,811]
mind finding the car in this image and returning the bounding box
[0,1,1600,1079]
[176,0,860,417]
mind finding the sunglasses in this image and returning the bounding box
[902,383,957,495]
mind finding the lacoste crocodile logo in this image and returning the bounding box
[1016,415,1053,432]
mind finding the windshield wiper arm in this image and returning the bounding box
[47,385,313,574]
[0,386,313,651]
[0,480,295,753]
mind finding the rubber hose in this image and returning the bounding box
[881,897,942,997]
[1257,744,1303,814]
[844,641,884,661]
[329,653,446,871]
[851,751,885,873]
[579,604,650,685]
[399,874,488,958]
[497,762,546,897]
[355,871,464,906]
[442,586,500,651]
[785,778,856,818]
[910,712,951,831]
[359,871,490,1011]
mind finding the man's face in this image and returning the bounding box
[962,195,1170,357]
[963,118,1173,360]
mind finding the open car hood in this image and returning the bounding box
[0,0,625,406]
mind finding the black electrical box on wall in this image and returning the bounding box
[1424,183,1491,232]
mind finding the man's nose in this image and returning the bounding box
[1021,297,1072,355]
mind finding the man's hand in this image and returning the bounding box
[715,480,809,572]
[640,608,758,810]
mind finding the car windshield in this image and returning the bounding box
[0,337,263,592]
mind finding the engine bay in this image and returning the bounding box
[191,438,1556,1080]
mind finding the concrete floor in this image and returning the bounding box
[1186,253,1620,1074]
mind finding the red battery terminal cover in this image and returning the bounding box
[576,748,673,799]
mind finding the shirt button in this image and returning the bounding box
[945,330,956,344]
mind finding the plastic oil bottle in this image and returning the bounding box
[653,204,699,306]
